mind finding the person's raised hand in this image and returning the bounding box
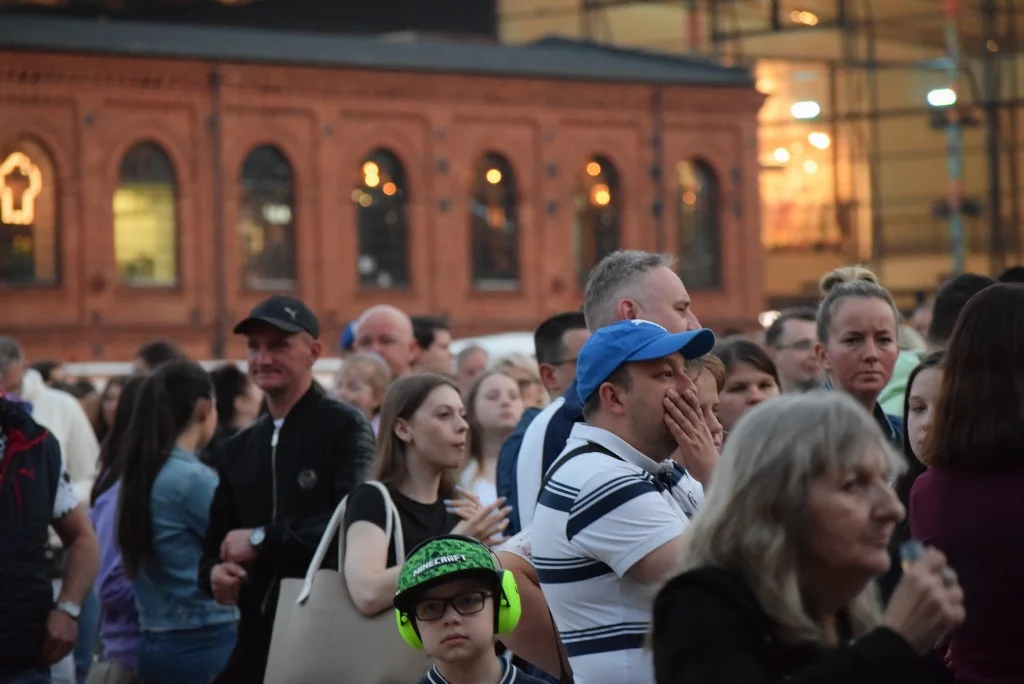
[883,547,965,654]
[451,497,512,546]
[663,388,718,485]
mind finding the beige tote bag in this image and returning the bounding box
[263,481,430,684]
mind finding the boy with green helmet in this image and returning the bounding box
[393,535,549,684]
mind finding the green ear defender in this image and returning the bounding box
[393,535,523,651]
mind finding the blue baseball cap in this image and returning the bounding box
[576,319,716,405]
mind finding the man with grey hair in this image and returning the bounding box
[353,304,418,381]
[583,250,701,333]
[497,250,708,537]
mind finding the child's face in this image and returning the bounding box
[336,371,376,418]
[413,577,496,662]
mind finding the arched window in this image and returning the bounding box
[354,149,409,289]
[573,156,620,285]
[676,160,722,289]
[239,145,296,290]
[113,141,179,286]
[470,152,519,290]
[0,138,59,286]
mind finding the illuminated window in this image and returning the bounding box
[0,138,59,286]
[574,156,620,285]
[239,145,296,290]
[470,152,519,290]
[113,142,178,286]
[354,149,409,289]
[676,160,722,290]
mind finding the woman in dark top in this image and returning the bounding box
[343,374,512,616]
[652,392,963,684]
[911,284,1024,683]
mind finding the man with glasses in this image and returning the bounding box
[496,311,589,536]
[764,307,823,394]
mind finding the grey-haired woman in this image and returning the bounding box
[651,392,962,684]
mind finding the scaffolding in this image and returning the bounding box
[561,0,1024,292]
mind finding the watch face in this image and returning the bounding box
[250,528,265,546]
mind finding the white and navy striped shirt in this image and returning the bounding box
[531,423,698,684]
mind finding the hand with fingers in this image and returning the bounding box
[883,546,965,654]
[450,494,513,547]
[663,388,718,486]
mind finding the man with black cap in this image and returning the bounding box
[198,295,375,683]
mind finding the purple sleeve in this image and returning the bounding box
[91,483,136,611]
[908,470,938,544]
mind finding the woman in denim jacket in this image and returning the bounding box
[117,360,239,684]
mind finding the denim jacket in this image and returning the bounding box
[132,447,238,632]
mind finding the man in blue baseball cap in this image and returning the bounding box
[529,318,718,684]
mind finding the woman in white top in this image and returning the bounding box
[459,371,524,506]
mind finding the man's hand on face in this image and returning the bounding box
[663,388,718,485]
[221,529,258,563]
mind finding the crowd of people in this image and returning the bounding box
[1,251,1023,684]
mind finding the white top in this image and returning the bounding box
[530,423,693,684]
[19,369,100,505]
[513,396,565,530]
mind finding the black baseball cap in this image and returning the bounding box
[233,295,320,339]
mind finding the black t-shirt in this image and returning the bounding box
[343,483,460,567]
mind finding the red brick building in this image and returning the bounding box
[0,15,764,361]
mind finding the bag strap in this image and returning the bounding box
[296,480,399,604]
[537,441,623,502]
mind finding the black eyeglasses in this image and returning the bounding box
[413,591,493,621]
[546,357,578,367]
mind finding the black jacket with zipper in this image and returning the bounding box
[198,381,374,682]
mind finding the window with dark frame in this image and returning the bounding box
[0,137,59,287]
[355,148,410,289]
[676,159,722,290]
[470,152,519,290]
[113,141,179,286]
[573,155,621,286]
[239,145,297,291]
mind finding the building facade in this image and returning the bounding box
[0,16,764,361]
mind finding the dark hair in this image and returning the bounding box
[411,316,451,352]
[117,360,213,578]
[210,363,249,429]
[764,307,817,349]
[898,351,944,501]
[31,360,62,384]
[73,379,96,398]
[375,373,461,499]
[534,311,587,366]
[713,337,781,388]
[929,284,1024,470]
[927,273,995,348]
[95,376,129,443]
[997,265,1024,284]
[135,339,187,372]
[91,375,146,505]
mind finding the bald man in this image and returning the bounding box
[353,304,418,379]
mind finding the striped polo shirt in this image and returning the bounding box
[531,423,695,684]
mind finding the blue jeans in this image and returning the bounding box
[74,590,100,684]
[1,668,51,684]
[136,623,236,684]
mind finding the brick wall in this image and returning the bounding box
[0,50,764,361]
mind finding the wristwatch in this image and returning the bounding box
[55,601,81,620]
[248,526,267,551]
